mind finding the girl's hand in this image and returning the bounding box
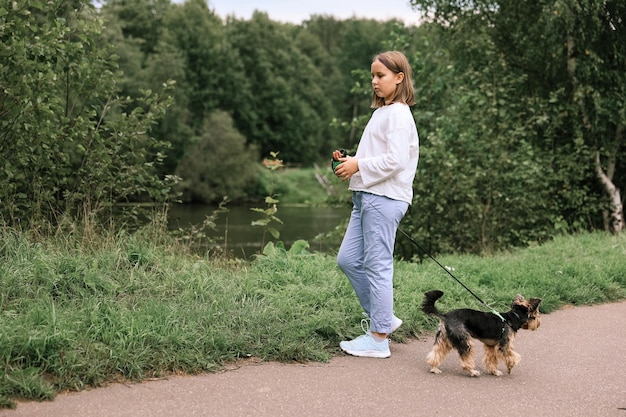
[332,150,345,161]
[334,155,358,181]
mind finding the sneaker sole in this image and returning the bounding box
[340,346,391,358]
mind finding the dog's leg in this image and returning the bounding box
[458,339,480,377]
[483,344,503,376]
[501,341,521,374]
[448,329,480,377]
[426,328,452,374]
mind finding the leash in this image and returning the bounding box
[395,227,506,322]
[359,194,506,322]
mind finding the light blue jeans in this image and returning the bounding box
[337,192,408,334]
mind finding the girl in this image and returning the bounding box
[333,50,419,358]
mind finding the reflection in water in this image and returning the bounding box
[168,204,350,259]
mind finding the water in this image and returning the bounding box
[168,204,351,258]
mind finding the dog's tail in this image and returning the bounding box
[421,290,445,318]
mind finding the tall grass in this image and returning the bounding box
[1,224,624,408]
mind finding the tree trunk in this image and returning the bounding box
[595,150,624,234]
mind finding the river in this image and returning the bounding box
[168,203,351,259]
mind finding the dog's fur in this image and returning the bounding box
[421,290,542,377]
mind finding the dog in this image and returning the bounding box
[421,290,542,377]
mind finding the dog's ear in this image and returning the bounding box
[529,297,542,311]
[511,294,525,307]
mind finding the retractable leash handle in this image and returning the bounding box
[364,198,506,322]
[331,149,348,173]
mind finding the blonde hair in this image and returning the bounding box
[371,51,416,108]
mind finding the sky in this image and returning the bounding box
[204,0,423,26]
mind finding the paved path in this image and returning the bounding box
[2,301,626,417]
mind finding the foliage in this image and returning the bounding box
[250,152,284,247]
[224,12,334,163]
[170,196,230,254]
[0,0,174,225]
[174,111,260,203]
[2,0,624,257]
[403,0,625,257]
[1,225,624,407]
[257,165,344,205]
[161,0,225,128]
[403,36,559,256]
[260,239,311,258]
[102,0,171,56]
[100,0,192,175]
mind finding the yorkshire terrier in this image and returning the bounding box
[421,290,542,377]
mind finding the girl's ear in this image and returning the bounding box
[395,72,405,85]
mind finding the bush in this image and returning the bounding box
[0,1,173,225]
[175,111,260,203]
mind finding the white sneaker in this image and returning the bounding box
[340,333,391,358]
[391,315,403,333]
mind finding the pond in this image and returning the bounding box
[168,203,351,259]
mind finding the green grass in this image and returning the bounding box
[1,226,625,408]
[259,165,349,205]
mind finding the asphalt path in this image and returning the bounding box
[2,300,625,417]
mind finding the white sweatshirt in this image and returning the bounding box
[349,103,419,204]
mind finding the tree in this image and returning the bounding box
[164,0,225,129]
[555,0,625,233]
[99,0,192,177]
[174,111,259,203]
[0,0,173,225]
[409,0,625,236]
[100,0,171,56]
[225,12,331,163]
[292,23,343,153]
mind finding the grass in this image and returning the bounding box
[258,165,349,206]
[1,223,625,408]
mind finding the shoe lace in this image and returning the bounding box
[360,312,370,334]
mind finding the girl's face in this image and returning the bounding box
[371,59,404,104]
